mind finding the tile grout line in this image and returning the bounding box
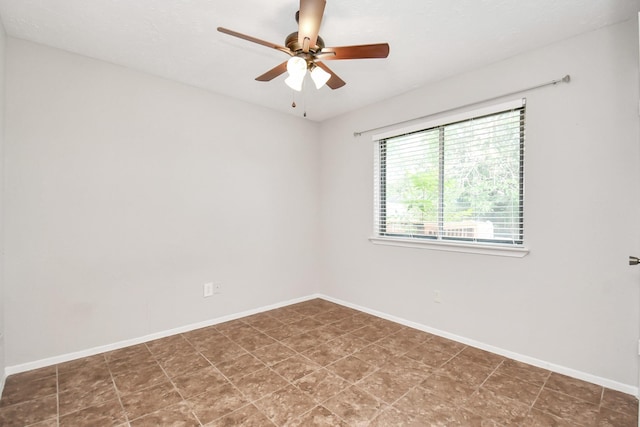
[452,350,505,421]
[317,323,421,424]
[247,335,335,426]
[238,311,386,426]
[539,381,636,419]
[180,330,279,426]
[141,341,201,426]
[104,352,132,427]
[598,386,604,412]
[527,371,552,421]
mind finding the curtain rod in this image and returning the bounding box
[353,74,570,137]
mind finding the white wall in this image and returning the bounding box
[319,18,640,390]
[3,38,321,366]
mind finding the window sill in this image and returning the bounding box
[369,236,529,258]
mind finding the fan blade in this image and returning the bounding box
[319,43,390,60]
[315,62,346,89]
[256,61,288,82]
[298,0,326,52]
[218,27,292,55]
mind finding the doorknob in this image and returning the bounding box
[630,256,640,265]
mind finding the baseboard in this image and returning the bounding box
[318,294,638,397]
[4,293,321,376]
[5,292,637,398]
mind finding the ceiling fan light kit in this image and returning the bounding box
[218,0,390,93]
[284,57,331,91]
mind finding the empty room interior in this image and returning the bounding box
[1,0,640,425]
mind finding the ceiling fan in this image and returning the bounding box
[217,0,390,91]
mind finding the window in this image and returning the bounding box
[373,100,525,248]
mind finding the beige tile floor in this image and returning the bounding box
[0,298,637,426]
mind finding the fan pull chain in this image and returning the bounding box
[288,80,307,118]
[303,78,307,118]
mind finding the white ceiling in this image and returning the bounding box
[0,1,638,122]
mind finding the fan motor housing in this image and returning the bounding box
[285,32,325,54]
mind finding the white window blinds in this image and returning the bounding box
[373,100,525,246]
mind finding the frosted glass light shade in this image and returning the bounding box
[286,57,307,77]
[285,74,304,91]
[310,66,331,89]
[285,57,307,92]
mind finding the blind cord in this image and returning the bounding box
[353,74,570,137]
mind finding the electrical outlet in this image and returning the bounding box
[434,290,442,303]
[213,283,222,294]
[203,282,214,298]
